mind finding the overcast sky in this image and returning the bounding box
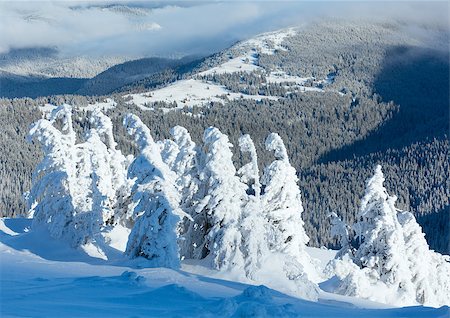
[0,1,448,58]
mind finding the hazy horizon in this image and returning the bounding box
[0,1,448,59]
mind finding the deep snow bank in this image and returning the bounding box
[1,218,448,317]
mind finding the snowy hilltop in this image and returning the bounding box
[1,106,448,316]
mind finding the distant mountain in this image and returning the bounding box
[0,48,128,78]
[77,55,204,96]
[0,70,87,98]
[0,53,204,98]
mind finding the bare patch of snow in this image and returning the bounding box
[198,28,296,77]
[1,218,446,316]
[103,225,131,253]
[81,242,108,260]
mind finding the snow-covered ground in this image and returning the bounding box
[125,79,278,112]
[1,218,446,317]
[239,28,296,55]
[198,54,260,76]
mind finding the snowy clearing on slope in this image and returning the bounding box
[1,218,447,317]
[198,54,261,76]
[125,79,278,111]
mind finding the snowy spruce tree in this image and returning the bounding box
[27,105,77,242]
[168,126,201,259]
[397,210,450,307]
[195,127,247,270]
[334,165,415,305]
[123,114,188,268]
[88,109,132,227]
[28,105,102,247]
[261,133,318,281]
[237,134,269,279]
[352,165,414,300]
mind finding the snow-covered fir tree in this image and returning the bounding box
[88,109,132,227]
[331,165,450,306]
[352,165,414,300]
[237,134,269,279]
[261,133,318,282]
[70,139,104,246]
[333,165,416,305]
[397,210,450,307]
[170,126,201,207]
[195,127,247,270]
[28,105,102,247]
[261,133,309,254]
[123,114,188,269]
[168,126,201,259]
[27,105,77,242]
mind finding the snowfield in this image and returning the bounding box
[198,54,260,76]
[125,79,278,112]
[1,218,447,318]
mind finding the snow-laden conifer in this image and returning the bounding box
[88,109,132,227]
[334,165,415,305]
[352,166,414,299]
[195,127,247,270]
[238,134,261,197]
[123,114,187,268]
[398,210,450,307]
[169,126,201,259]
[238,134,269,279]
[27,105,77,241]
[261,133,309,253]
[261,133,320,286]
[28,105,102,247]
[70,139,104,246]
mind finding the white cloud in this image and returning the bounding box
[0,1,447,57]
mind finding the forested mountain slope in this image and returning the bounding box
[0,20,448,253]
[0,55,204,98]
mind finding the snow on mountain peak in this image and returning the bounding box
[238,27,297,55]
